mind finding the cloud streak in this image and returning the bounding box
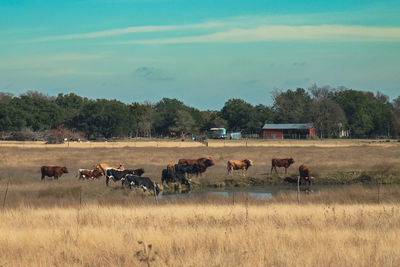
[115,25,400,44]
[28,22,223,42]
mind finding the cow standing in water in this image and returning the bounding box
[271,158,295,174]
[41,166,68,180]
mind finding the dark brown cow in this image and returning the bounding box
[227,159,253,176]
[299,164,313,186]
[271,158,295,174]
[78,168,102,180]
[178,157,215,175]
[41,166,68,180]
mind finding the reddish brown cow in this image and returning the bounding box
[299,164,313,186]
[178,158,215,175]
[271,158,295,174]
[78,168,102,180]
[227,159,253,176]
[41,166,68,180]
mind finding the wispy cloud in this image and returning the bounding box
[115,25,400,44]
[28,22,223,42]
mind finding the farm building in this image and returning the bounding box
[262,123,316,139]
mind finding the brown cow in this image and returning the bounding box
[299,164,313,186]
[94,163,124,176]
[78,168,102,180]
[227,159,253,176]
[178,158,215,176]
[41,166,68,180]
[271,158,295,174]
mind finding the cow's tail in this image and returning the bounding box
[226,161,230,175]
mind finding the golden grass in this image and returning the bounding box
[1,203,400,266]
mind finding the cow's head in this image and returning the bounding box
[134,168,145,176]
[288,158,295,164]
[244,159,253,166]
[166,163,174,171]
[62,167,69,173]
[93,169,102,177]
[204,158,215,167]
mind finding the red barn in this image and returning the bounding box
[263,123,316,139]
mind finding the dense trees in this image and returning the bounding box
[0,86,399,139]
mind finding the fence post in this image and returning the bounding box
[2,176,11,210]
[154,182,158,205]
[297,176,300,204]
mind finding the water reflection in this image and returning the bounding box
[158,185,331,199]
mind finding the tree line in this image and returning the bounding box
[1,84,400,139]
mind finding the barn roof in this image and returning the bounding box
[262,123,314,130]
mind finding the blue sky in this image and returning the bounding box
[1,0,400,110]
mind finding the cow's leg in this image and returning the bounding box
[106,177,109,186]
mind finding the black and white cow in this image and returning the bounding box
[105,168,145,187]
[124,175,160,195]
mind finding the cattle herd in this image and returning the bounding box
[40,156,313,195]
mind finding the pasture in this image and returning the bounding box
[1,140,400,266]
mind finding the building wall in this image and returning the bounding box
[263,129,283,139]
[264,127,315,139]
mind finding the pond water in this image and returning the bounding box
[158,185,344,199]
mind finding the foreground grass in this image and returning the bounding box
[1,202,400,266]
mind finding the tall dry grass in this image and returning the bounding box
[1,203,400,266]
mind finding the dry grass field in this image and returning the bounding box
[1,140,400,266]
[1,203,400,266]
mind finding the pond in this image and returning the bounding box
[158,185,345,199]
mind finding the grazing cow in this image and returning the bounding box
[227,159,253,176]
[105,168,144,187]
[124,175,160,195]
[95,163,124,176]
[161,168,190,189]
[78,168,102,180]
[41,166,68,180]
[271,158,295,174]
[299,164,313,186]
[178,157,215,176]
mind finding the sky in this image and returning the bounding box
[1,0,400,110]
